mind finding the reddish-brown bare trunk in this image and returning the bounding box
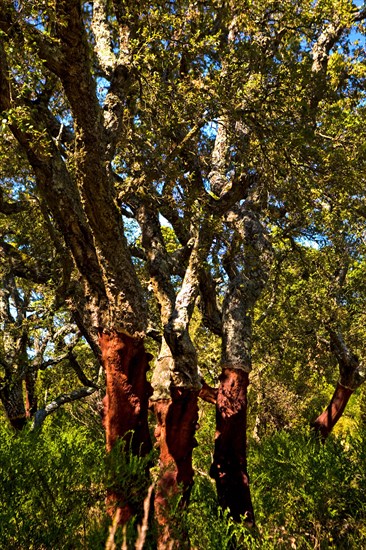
[312,382,354,440]
[99,330,153,522]
[199,378,218,404]
[153,389,199,549]
[210,368,254,525]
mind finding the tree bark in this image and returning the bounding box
[0,378,27,430]
[99,330,153,523]
[312,383,354,440]
[25,371,38,418]
[210,368,254,525]
[312,329,365,440]
[136,202,205,544]
[199,378,218,404]
[153,389,199,549]
[209,203,271,526]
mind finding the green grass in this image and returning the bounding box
[1,410,366,549]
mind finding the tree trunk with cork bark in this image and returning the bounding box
[312,383,354,441]
[0,0,152,523]
[136,201,207,546]
[209,197,272,525]
[153,389,199,549]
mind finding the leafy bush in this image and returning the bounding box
[0,413,105,549]
[249,429,366,548]
[2,404,366,549]
[188,422,366,549]
[0,414,158,549]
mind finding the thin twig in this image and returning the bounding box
[105,510,119,550]
[135,483,154,550]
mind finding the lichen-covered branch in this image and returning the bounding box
[135,203,176,325]
[328,329,365,391]
[33,387,97,430]
[91,0,117,75]
[164,224,212,390]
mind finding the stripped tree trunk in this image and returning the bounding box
[0,1,153,523]
[209,194,272,525]
[199,377,218,404]
[152,246,205,545]
[153,389,199,549]
[210,279,256,526]
[99,331,153,523]
[211,368,253,523]
[99,331,152,454]
[150,342,197,548]
[151,316,202,547]
[312,329,365,440]
[312,383,354,440]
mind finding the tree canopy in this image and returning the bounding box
[0,0,366,547]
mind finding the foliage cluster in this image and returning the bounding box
[1,0,366,547]
[0,412,105,549]
[191,421,366,549]
[2,402,366,549]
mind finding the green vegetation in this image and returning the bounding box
[1,0,366,547]
[0,414,105,549]
[1,400,366,549]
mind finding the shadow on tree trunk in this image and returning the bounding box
[0,378,27,430]
[153,388,199,549]
[210,368,254,526]
[99,330,153,523]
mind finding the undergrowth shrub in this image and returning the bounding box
[0,413,105,549]
[189,416,366,549]
[0,414,156,549]
[249,428,366,548]
[104,438,157,548]
[2,404,366,549]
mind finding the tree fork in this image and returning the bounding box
[153,389,199,549]
[99,330,153,523]
[210,367,254,526]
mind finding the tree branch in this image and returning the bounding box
[91,0,117,75]
[327,327,365,390]
[164,222,212,388]
[0,240,50,284]
[309,8,366,112]
[311,20,343,74]
[198,377,218,404]
[0,189,29,215]
[135,203,176,325]
[32,386,97,430]
[68,351,99,389]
